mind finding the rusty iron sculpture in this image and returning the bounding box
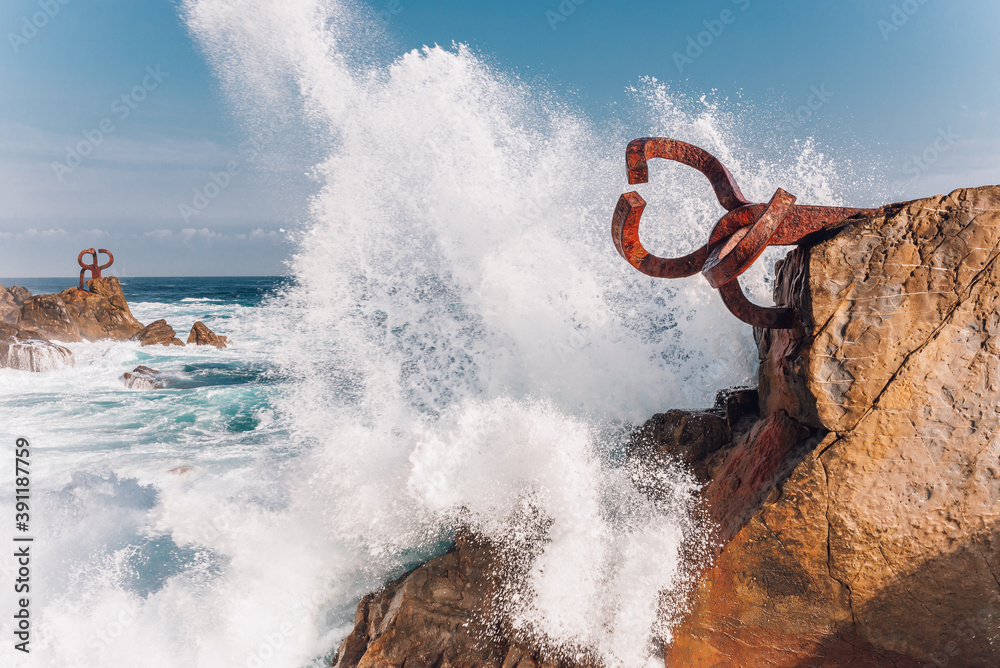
[78,248,114,291]
[612,138,878,329]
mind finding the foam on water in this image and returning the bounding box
[0,2,876,666]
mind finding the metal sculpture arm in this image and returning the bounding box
[78,248,114,291]
[611,138,876,329]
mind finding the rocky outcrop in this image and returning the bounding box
[0,323,74,372]
[120,365,163,389]
[132,320,184,347]
[666,185,1000,666]
[0,283,31,325]
[334,531,599,668]
[331,186,1000,667]
[187,321,227,348]
[17,277,143,342]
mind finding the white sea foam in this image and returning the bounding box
[0,1,878,666]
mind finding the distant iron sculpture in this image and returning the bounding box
[78,248,114,291]
[611,138,878,329]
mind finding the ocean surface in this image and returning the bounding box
[0,1,885,666]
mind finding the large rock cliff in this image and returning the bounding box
[331,186,1000,667]
[666,185,1000,666]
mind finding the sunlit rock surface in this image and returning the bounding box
[332,186,1000,667]
[17,277,144,342]
[669,185,1000,667]
[132,319,185,347]
[187,320,228,348]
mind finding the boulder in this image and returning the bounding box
[334,530,600,668]
[7,285,31,305]
[0,323,74,372]
[120,365,163,389]
[0,283,29,325]
[17,277,143,342]
[187,321,228,348]
[666,185,1000,666]
[0,289,17,325]
[132,319,184,347]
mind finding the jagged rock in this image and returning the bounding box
[187,321,228,348]
[667,186,1000,666]
[0,283,30,325]
[628,387,758,484]
[0,290,17,325]
[120,365,163,389]
[132,320,184,347]
[334,531,598,668]
[0,323,74,372]
[7,285,31,305]
[17,277,143,342]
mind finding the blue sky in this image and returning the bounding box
[1,0,997,276]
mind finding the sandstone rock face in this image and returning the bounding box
[120,365,163,389]
[334,531,598,668]
[187,321,227,348]
[132,320,184,347]
[17,277,143,342]
[0,323,74,372]
[669,186,1000,666]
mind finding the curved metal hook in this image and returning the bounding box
[96,248,114,271]
[626,137,751,211]
[703,188,796,289]
[612,138,756,279]
[612,136,881,329]
[612,191,710,278]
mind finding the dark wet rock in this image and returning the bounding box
[132,320,184,347]
[334,530,599,668]
[120,365,163,389]
[187,321,228,348]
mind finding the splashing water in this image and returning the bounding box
[0,1,876,666]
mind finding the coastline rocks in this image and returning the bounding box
[187,321,227,348]
[120,365,163,389]
[0,323,74,372]
[667,185,1000,666]
[132,320,184,347]
[334,531,597,668]
[17,277,143,342]
[332,186,1000,667]
[0,283,31,325]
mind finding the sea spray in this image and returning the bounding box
[0,0,877,665]
[183,0,862,664]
